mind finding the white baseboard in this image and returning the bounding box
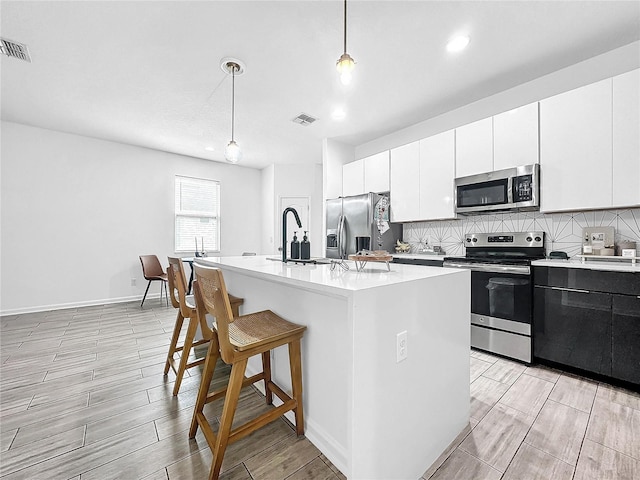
[0,293,169,316]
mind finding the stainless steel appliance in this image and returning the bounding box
[443,232,545,363]
[455,164,539,215]
[326,193,402,259]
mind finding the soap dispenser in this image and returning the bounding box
[291,232,300,259]
[301,231,311,260]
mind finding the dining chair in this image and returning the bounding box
[164,257,243,396]
[189,264,306,480]
[139,255,168,307]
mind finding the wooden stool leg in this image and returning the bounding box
[289,339,305,436]
[172,317,198,396]
[164,311,185,375]
[189,338,219,438]
[210,358,248,480]
[261,351,273,405]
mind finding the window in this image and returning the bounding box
[175,175,220,253]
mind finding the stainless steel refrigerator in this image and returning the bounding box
[325,193,402,259]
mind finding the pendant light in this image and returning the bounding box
[336,0,355,85]
[221,58,245,163]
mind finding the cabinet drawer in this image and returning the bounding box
[534,266,640,296]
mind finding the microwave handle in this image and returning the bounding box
[507,177,514,204]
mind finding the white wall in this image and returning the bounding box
[355,41,640,158]
[261,163,324,258]
[322,138,355,201]
[1,122,262,314]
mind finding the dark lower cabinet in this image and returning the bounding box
[534,286,612,376]
[533,266,640,387]
[612,294,640,384]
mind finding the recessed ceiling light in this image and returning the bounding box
[446,34,470,53]
[331,107,346,121]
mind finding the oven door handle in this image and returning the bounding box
[443,261,531,275]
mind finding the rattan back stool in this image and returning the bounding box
[164,257,243,396]
[190,264,306,480]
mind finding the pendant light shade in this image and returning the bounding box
[220,58,245,164]
[224,139,241,164]
[336,0,355,85]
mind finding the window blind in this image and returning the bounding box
[175,176,220,253]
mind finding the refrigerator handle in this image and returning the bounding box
[338,214,346,259]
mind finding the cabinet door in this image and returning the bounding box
[612,294,640,385]
[613,69,640,208]
[540,79,613,212]
[455,117,493,177]
[493,102,539,170]
[342,159,365,196]
[419,130,455,220]
[364,151,390,193]
[533,286,612,376]
[390,142,420,222]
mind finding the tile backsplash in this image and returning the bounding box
[401,208,640,258]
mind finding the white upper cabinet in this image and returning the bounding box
[342,159,364,197]
[363,151,390,193]
[455,117,493,177]
[390,141,420,222]
[493,102,539,170]
[613,68,640,208]
[540,78,613,212]
[419,130,456,220]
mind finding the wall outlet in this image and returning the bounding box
[396,331,408,363]
[130,278,136,287]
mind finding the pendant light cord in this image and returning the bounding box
[231,64,236,142]
[343,0,347,54]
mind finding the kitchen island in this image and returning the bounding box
[196,255,470,480]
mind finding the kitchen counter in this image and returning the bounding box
[196,255,470,480]
[532,258,640,273]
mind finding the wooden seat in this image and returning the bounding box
[164,257,243,396]
[190,264,306,480]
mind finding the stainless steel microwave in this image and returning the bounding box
[455,164,539,215]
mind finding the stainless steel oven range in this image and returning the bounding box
[443,232,545,363]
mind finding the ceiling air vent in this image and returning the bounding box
[292,113,317,126]
[1,38,31,62]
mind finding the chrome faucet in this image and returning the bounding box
[282,207,302,262]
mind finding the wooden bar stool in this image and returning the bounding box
[164,257,243,396]
[190,264,306,480]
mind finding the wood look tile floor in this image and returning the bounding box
[1,301,639,479]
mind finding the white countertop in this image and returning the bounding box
[195,255,462,296]
[532,258,640,273]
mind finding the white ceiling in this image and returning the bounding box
[2,1,639,169]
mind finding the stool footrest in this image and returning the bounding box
[204,371,266,405]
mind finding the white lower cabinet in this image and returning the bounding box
[540,78,613,212]
[419,130,456,220]
[613,68,640,208]
[390,142,420,222]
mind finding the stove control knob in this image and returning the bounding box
[472,238,478,242]
[535,236,542,242]
[526,236,533,242]
[466,238,472,243]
